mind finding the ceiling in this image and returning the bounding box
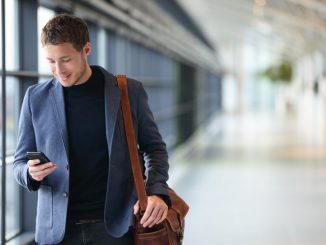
[175,0,326,62]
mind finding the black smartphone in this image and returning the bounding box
[26,151,51,164]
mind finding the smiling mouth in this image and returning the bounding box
[60,74,71,81]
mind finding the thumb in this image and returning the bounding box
[133,200,139,215]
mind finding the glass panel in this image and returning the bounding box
[0,0,18,70]
[0,0,20,242]
[0,0,1,161]
[0,1,18,153]
[0,0,2,239]
[0,0,2,69]
[5,160,20,240]
[0,171,1,243]
[6,77,19,155]
[37,7,55,74]
[3,52,21,244]
[0,77,21,241]
[98,29,108,68]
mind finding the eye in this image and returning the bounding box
[62,58,71,63]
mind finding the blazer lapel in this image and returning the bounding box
[102,70,121,157]
[50,79,69,159]
[48,68,121,160]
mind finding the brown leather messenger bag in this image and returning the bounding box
[117,75,189,245]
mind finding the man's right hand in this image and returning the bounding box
[28,159,57,181]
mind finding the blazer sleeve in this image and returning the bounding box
[13,87,40,191]
[131,80,170,202]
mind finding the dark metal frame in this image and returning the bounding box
[1,0,7,243]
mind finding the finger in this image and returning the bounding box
[37,162,56,171]
[28,159,41,167]
[32,165,56,181]
[153,208,164,225]
[151,206,167,227]
[148,209,164,227]
[29,162,55,174]
[140,203,154,225]
[157,208,168,224]
[133,201,139,215]
[31,164,56,179]
[142,206,159,227]
[30,164,57,181]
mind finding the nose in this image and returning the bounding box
[53,62,65,75]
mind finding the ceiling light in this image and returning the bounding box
[255,0,266,7]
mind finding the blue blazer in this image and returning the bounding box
[13,66,169,244]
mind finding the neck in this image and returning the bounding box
[75,64,92,86]
[84,65,92,81]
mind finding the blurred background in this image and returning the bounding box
[0,0,326,244]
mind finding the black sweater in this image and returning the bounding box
[64,66,109,221]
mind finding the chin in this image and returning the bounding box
[59,81,72,87]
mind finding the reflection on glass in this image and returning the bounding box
[0,0,21,241]
[37,7,55,74]
[98,29,108,68]
[6,77,19,155]
[0,0,18,70]
[0,77,21,240]
[6,162,20,240]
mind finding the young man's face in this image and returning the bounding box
[44,42,91,87]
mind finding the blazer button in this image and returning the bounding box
[63,192,68,198]
[66,165,69,170]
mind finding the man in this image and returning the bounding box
[13,14,170,245]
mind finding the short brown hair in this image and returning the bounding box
[41,14,90,51]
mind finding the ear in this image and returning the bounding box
[83,42,91,56]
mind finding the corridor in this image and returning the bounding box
[169,107,326,245]
[1,1,326,244]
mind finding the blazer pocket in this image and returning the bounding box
[36,184,53,228]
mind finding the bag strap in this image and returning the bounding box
[116,74,148,214]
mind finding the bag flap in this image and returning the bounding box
[168,187,189,219]
[166,208,181,231]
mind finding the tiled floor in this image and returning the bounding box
[169,112,326,245]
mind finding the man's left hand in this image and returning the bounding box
[133,195,168,228]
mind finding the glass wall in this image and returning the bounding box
[5,77,20,240]
[0,0,22,242]
[0,1,222,244]
[37,7,55,75]
[96,28,179,148]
